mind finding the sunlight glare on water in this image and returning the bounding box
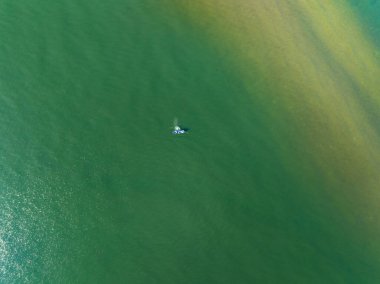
[0,0,380,283]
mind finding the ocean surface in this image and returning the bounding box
[0,1,380,283]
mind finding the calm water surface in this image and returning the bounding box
[0,1,380,283]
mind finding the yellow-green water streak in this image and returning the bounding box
[171,0,380,252]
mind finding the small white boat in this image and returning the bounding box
[172,118,187,135]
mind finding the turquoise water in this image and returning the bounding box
[1,1,380,283]
[349,0,380,46]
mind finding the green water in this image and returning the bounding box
[0,1,380,283]
[349,0,380,47]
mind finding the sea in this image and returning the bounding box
[1,1,380,283]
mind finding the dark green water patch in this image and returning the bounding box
[0,1,380,283]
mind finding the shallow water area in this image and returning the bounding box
[0,1,380,283]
